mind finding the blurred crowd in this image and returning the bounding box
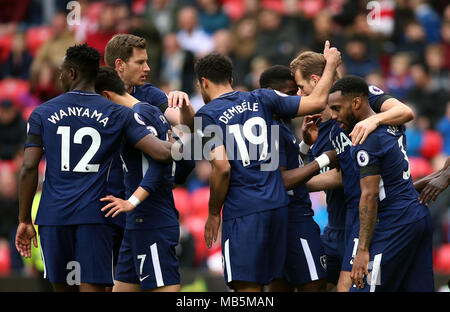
[0,0,449,284]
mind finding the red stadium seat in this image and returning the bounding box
[419,130,443,159]
[0,33,13,63]
[172,187,192,221]
[26,26,53,57]
[435,244,450,274]
[191,187,210,219]
[0,79,30,107]
[0,243,11,276]
[409,156,434,180]
[183,216,208,266]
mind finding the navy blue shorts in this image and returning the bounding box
[283,216,327,286]
[347,214,434,292]
[115,226,180,290]
[221,207,288,288]
[109,223,124,268]
[38,224,114,285]
[321,226,346,285]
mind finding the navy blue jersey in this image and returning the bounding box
[277,120,313,221]
[25,90,150,225]
[351,125,428,229]
[105,150,126,228]
[329,85,392,210]
[195,89,300,220]
[308,118,346,229]
[131,84,168,113]
[121,102,178,230]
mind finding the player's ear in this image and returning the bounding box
[201,77,208,89]
[230,77,234,86]
[115,58,124,72]
[101,90,112,100]
[310,74,320,85]
[352,96,361,110]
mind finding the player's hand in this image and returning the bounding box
[100,195,135,218]
[418,175,449,205]
[15,222,37,259]
[324,150,339,169]
[302,114,321,146]
[349,115,381,146]
[351,249,370,289]
[204,213,221,249]
[323,40,341,69]
[167,91,191,109]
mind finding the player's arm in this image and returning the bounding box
[16,146,42,258]
[416,157,450,205]
[282,150,338,190]
[351,173,380,289]
[296,41,341,116]
[305,168,343,191]
[350,97,415,146]
[134,133,173,164]
[101,186,149,217]
[165,91,195,131]
[205,145,230,249]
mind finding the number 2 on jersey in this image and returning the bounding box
[57,126,101,172]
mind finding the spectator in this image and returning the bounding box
[29,11,77,87]
[145,0,179,37]
[365,71,387,91]
[396,19,427,60]
[437,102,450,156]
[197,0,230,35]
[425,44,450,92]
[1,32,32,80]
[255,8,300,66]
[185,160,211,192]
[0,99,26,161]
[407,61,449,128]
[342,36,379,77]
[85,3,120,66]
[410,0,441,43]
[441,20,450,71]
[176,6,214,57]
[229,15,257,85]
[30,61,60,103]
[386,52,414,101]
[243,56,271,90]
[160,33,195,94]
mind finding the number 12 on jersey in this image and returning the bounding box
[57,126,101,172]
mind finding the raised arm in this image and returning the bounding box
[134,133,173,164]
[306,168,343,192]
[296,41,342,116]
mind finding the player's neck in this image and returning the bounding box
[70,81,95,93]
[113,93,140,108]
[359,107,375,121]
[209,85,234,101]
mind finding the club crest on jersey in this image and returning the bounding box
[357,150,370,167]
[134,113,146,126]
[147,126,158,136]
[369,85,384,95]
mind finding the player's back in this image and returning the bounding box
[351,125,429,229]
[27,90,148,225]
[196,89,300,220]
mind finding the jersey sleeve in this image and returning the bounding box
[353,132,383,178]
[368,85,393,113]
[122,108,152,146]
[24,109,43,148]
[143,86,169,113]
[261,89,300,119]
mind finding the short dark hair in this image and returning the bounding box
[259,65,294,90]
[329,75,369,98]
[104,34,146,67]
[194,53,233,84]
[95,66,127,95]
[65,43,101,82]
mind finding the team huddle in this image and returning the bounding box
[15,33,447,292]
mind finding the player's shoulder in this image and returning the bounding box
[134,101,169,124]
[134,83,167,98]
